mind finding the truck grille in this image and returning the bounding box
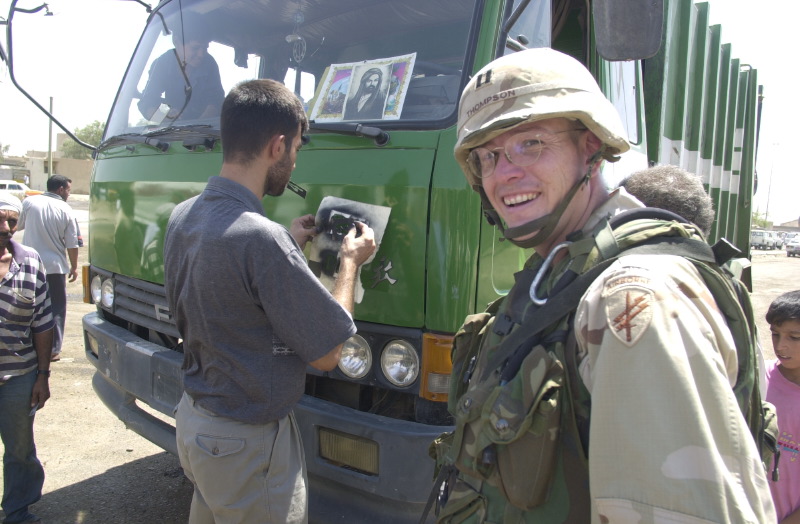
[110,273,180,339]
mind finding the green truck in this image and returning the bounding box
[2,0,762,521]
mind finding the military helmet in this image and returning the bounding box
[454,47,630,186]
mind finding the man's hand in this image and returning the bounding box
[340,222,376,267]
[68,247,79,282]
[289,214,317,250]
[31,375,51,411]
[309,222,377,372]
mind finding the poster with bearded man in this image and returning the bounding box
[309,54,416,122]
[343,65,390,120]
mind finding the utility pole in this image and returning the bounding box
[48,96,53,178]
[764,142,778,226]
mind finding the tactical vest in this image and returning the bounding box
[424,209,779,524]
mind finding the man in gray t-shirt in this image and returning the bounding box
[164,79,375,524]
[18,174,80,361]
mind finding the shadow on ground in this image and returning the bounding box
[3,453,191,524]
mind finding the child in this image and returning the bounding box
[765,290,800,523]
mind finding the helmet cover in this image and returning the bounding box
[454,47,630,185]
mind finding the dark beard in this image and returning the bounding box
[264,148,294,197]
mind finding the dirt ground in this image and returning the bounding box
[0,193,796,523]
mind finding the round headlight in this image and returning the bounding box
[101,278,115,309]
[381,340,419,387]
[90,275,103,304]
[338,334,372,379]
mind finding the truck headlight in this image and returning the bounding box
[381,340,419,387]
[90,275,103,304]
[338,334,371,379]
[101,278,115,309]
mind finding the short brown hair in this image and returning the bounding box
[220,79,308,165]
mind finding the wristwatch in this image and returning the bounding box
[37,369,50,377]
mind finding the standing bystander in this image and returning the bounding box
[0,194,54,524]
[163,79,376,523]
[765,290,800,524]
[17,175,80,362]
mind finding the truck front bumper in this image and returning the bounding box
[84,311,445,523]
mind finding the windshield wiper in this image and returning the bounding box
[308,121,390,146]
[143,124,216,137]
[99,125,221,153]
[98,133,170,152]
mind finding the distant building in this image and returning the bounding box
[22,133,92,193]
[0,158,30,183]
[774,219,799,234]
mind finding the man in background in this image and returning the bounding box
[620,164,715,236]
[138,16,224,122]
[18,174,79,362]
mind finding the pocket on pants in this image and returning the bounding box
[195,434,245,458]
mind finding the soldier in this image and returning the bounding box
[435,48,775,523]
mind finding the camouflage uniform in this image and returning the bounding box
[440,190,776,523]
[440,48,776,523]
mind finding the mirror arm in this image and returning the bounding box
[3,0,97,152]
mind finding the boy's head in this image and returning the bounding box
[766,290,800,371]
[766,290,800,327]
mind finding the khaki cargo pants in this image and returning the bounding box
[175,392,308,524]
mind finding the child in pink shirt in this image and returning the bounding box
[765,290,800,523]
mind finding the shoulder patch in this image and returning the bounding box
[603,273,654,347]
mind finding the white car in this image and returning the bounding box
[751,230,775,250]
[0,181,42,201]
[787,238,800,257]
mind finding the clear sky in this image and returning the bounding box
[0,0,796,225]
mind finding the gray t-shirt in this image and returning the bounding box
[164,176,356,424]
[18,192,80,275]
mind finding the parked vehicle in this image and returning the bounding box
[0,181,42,201]
[787,237,800,257]
[773,231,784,249]
[751,230,776,250]
[2,0,763,521]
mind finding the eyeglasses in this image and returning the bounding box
[466,127,586,179]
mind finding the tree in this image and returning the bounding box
[751,210,772,230]
[61,120,105,160]
[0,142,9,160]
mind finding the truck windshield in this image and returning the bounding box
[105,0,479,142]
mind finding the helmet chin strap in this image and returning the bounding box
[478,150,604,249]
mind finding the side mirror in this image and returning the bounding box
[593,0,664,60]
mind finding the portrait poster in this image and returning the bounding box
[307,196,391,303]
[309,53,416,122]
